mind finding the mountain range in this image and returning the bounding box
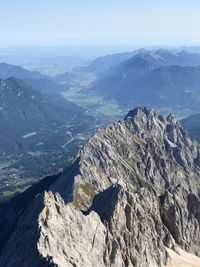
[0,62,64,94]
[1,49,200,266]
[0,62,81,95]
[89,50,200,113]
[79,49,200,76]
[0,107,200,266]
[75,50,137,75]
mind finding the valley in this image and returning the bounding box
[0,0,200,267]
[2,1,200,266]
[3,48,200,202]
[1,48,200,265]
[0,66,124,202]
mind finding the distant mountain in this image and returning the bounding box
[155,49,200,66]
[174,46,200,55]
[0,63,64,94]
[0,63,48,80]
[93,51,165,97]
[115,65,200,106]
[77,49,200,77]
[93,50,200,112]
[181,114,200,142]
[75,50,139,75]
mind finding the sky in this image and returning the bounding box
[0,0,200,49]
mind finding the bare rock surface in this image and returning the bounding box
[1,107,200,267]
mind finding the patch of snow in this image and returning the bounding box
[165,138,177,148]
[36,142,44,146]
[22,132,37,139]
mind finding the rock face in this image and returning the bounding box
[1,107,200,267]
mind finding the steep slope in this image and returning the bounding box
[1,107,200,267]
[0,173,60,255]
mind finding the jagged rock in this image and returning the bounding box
[0,192,106,267]
[88,184,169,267]
[1,107,200,267]
[160,188,200,255]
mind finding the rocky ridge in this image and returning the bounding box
[0,107,200,267]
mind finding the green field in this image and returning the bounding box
[96,103,122,116]
[61,89,122,117]
[61,89,100,106]
[0,160,15,170]
[0,185,31,202]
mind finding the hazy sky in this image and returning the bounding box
[0,0,200,48]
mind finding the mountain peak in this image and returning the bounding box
[1,108,200,267]
[124,106,156,119]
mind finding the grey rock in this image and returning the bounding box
[1,107,200,267]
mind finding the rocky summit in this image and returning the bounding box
[1,107,200,267]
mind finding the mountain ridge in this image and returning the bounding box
[0,62,65,94]
[92,51,200,113]
[0,107,200,266]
